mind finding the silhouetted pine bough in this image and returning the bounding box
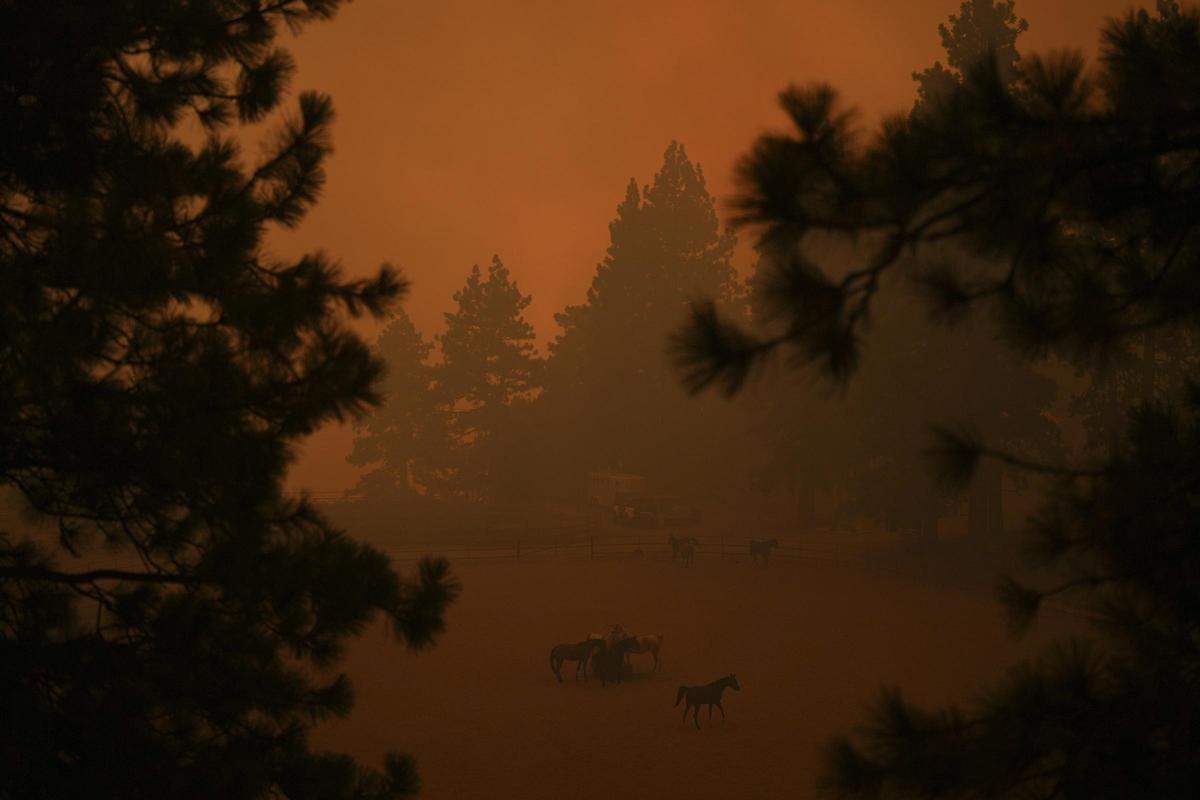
[675,1,1200,797]
[0,2,458,797]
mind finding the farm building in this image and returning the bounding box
[587,471,645,507]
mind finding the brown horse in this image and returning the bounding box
[674,674,741,729]
[627,633,663,671]
[749,538,779,567]
[549,638,605,683]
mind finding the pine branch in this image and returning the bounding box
[0,565,212,585]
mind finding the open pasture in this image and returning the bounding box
[316,553,1076,799]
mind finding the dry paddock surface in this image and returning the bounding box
[314,554,1077,799]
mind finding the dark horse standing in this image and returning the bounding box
[549,638,605,683]
[591,637,641,686]
[749,538,779,567]
[674,674,741,729]
[668,534,699,567]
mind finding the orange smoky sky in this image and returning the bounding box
[277,0,1138,495]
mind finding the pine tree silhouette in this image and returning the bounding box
[434,256,541,502]
[349,308,443,501]
[540,142,748,496]
[0,3,458,797]
[675,1,1200,796]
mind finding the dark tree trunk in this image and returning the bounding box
[986,461,1003,536]
[796,482,816,529]
[1142,329,1157,401]
[969,460,1003,538]
[969,470,988,538]
[920,509,939,542]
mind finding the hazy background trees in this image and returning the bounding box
[435,256,542,503]
[536,142,749,499]
[347,308,442,502]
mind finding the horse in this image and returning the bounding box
[669,534,699,567]
[674,674,741,729]
[627,633,663,671]
[588,624,627,647]
[591,636,641,686]
[549,638,605,683]
[749,538,779,567]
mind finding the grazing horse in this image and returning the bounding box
[669,534,699,567]
[549,638,605,683]
[591,637,641,686]
[749,538,780,567]
[627,633,663,671]
[674,674,741,729]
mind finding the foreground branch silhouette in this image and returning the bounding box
[1,2,458,797]
[675,2,1200,797]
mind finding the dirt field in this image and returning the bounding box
[314,553,1078,799]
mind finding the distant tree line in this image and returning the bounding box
[350,148,1069,541]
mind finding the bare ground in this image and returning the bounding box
[314,552,1077,799]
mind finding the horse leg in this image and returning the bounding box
[717,701,726,720]
[551,656,562,683]
[682,702,690,724]
[693,705,701,730]
[708,704,713,723]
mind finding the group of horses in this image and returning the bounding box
[669,534,781,567]
[549,625,662,686]
[546,535,779,728]
[548,624,741,729]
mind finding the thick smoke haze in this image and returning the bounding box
[7,2,1199,798]
[280,0,1132,494]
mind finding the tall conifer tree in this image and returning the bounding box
[543,142,744,493]
[435,257,540,501]
[0,3,457,796]
[348,309,442,499]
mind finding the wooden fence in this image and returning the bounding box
[374,532,893,565]
[374,532,1093,621]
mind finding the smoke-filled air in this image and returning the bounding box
[5,1,1200,798]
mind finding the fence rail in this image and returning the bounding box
[374,532,892,565]
[374,533,1093,621]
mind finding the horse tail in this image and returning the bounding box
[674,685,688,707]
[549,647,559,677]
